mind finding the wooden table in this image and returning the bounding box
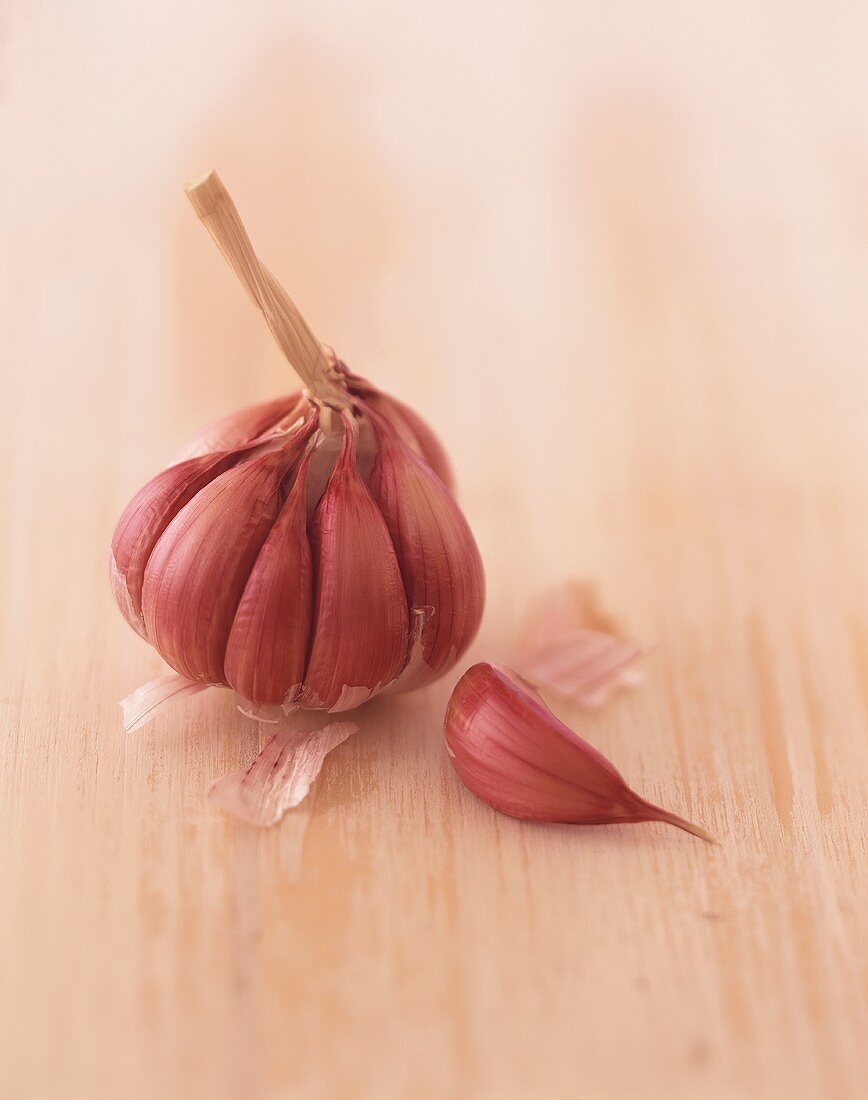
[2,4,867,1097]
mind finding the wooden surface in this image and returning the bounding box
[2,3,867,1097]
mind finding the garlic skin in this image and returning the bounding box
[112,170,486,715]
[445,663,714,840]
[120,673,211,732]
[209,720,358,827]
[513,580,643,707]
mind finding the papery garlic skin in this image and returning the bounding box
[513,580,643,707]
[209,720,358,827]
[445,663,714,840]
[120,673,211,732]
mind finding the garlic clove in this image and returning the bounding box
[209,720,358,826]
[339,367,455,489]
[445,662,715,841]
[111,451,237,638]
[365,390,455,490]
[368,408,484,689]
[224,442,316,705]
[171,392,302,463]
[142,441,307,684]
[300,413,409,710]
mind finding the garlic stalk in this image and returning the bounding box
[184,171,349,410]
[111,171,485,713]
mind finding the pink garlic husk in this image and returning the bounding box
[119,675,356,825]
[514,580,644,707]
[209,719,358,827]
[120,673,212,732]
[444,662,715,840]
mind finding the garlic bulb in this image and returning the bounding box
[111,171,484,711]
[445,663,714,840]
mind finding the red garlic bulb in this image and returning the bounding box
[111,171,484,711]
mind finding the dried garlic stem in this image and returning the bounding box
[185,170,350,409]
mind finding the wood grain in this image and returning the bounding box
[2,3,867,1097]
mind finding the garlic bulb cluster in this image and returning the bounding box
[111,171,484,711]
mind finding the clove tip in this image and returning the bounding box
[651,807,720,845]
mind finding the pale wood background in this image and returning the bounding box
[2,3,867,1098]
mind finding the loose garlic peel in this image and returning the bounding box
[111,170,484,718]
[513,580,645,708]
